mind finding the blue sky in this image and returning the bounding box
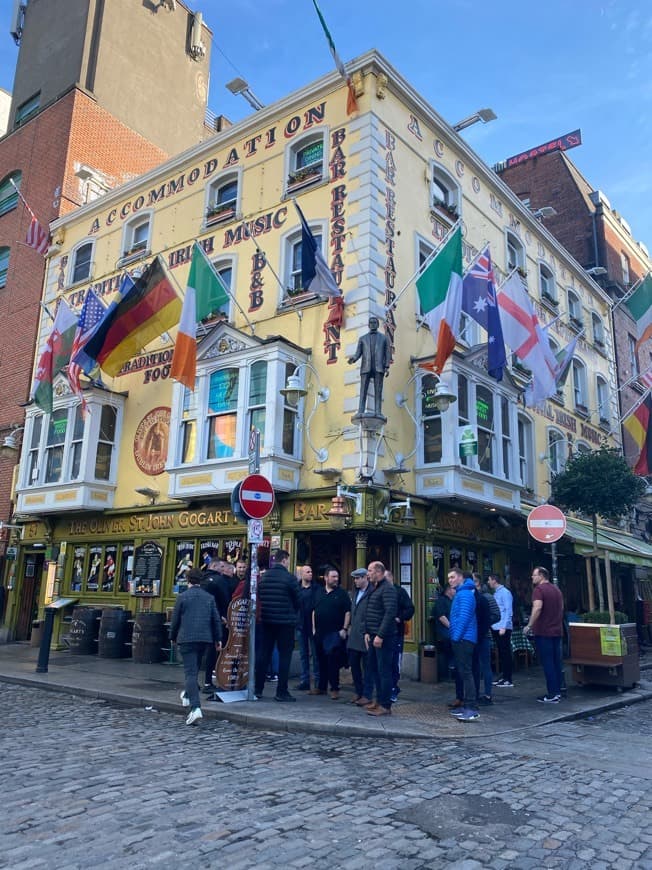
[2,0,651,248]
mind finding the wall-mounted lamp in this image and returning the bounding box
[497,516,511,529]
[280,362,330,463]
[453,108,497,132]
[0,427,24,460]
[383,497,416,525]
[586,266,607,277]
[135,487,160,505]
[326,485,362,531]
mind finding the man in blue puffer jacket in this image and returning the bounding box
[448,568,479,722]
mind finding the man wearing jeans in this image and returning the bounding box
[295,564,322,691]
[170,568,222,726]
[255,549,300,702]
[523,566,564,703]
[363,561,397,716]
[488,573,514,688]
[448,569,479,722]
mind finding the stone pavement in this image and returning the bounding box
[1,642,651,738]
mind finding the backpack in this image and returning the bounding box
[486,593,501,627]
[397,586,415,622]
[474,590,500,635]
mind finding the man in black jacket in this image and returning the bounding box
[170,569,222,725]
[363,560,398,716]
[312,566,350,700]
[255,549,300,702]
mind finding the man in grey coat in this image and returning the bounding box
[170,568,222,725]
[348,316,391,416]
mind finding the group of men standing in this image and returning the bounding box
[433,566,564,722]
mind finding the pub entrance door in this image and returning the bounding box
[15,553,44,640]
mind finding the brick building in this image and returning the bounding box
[497,151,652,475]
[0,0,212,624]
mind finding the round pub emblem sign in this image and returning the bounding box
[133,406,170,476]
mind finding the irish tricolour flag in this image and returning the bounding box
[416,226,463,374]
[171,243,230,390]
[624,273,652,347]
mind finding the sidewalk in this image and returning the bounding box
[1,642,651,738]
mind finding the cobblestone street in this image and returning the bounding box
[2,682,651,870]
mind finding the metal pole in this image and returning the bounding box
[246,544,259,701]
[35,607,56,673]
[551,542,559,586]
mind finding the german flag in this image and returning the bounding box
[83,257,181,377]
[624,393,652,476]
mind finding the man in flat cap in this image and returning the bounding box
[347,568,373,705]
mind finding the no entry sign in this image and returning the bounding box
[527,504,567,543]
[239,473,275,519]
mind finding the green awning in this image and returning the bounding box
[521,508,652,568]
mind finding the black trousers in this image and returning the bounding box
[255,622,295,696]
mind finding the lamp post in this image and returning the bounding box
[452,108,497,132]
[326,485,362,531]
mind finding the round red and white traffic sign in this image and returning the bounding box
[527,504,567,543]
[239,473,275,519]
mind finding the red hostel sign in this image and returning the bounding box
[502,129,582,169]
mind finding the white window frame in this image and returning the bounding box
[169,349,302,470]
[121,211,153,261]
[539,262,557,305]
[455,373,513,479]
[205,169,241,227]
[68,238,95,286]
[429,162,460,221]
[201,255,235,322]
[596,376,609,424]
[572,359,588,411]
[568,289,583,327]
[506,230,526,277]
[628,334,639,378]
[592,312,605,348]
[20,397,122,490]
[517,413,534,489]
[621,251,630,286]
[285,130,327,196]
[546,427,568,475]
[280,219,328,304]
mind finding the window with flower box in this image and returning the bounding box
[429,163,460,225]
[506,231,526,279]
[539,263,557,307]
[568,290,583,330]
[286,133,326,194]
[572,359,588,412]
[205,172,239,226]
[121,212,152,261]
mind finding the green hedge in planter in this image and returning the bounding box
[581,610,629,625]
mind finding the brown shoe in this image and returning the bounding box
[309,688,326,695]
[330,691,340,700]
[354,696,371,707]
[365,701,380,711]
[350,695,361,704]
[367,706,391,716]
[447,698,464,709]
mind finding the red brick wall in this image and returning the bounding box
[0,88,168,527]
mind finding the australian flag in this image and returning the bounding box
[461,246,506,381]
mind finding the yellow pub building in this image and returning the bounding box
[5,51,649,676]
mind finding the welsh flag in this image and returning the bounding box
[31,299,77,413]
[416,226,463,374]
[171,243,230,390]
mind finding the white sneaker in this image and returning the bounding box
[180,690,190,708]
[185,708,203,725]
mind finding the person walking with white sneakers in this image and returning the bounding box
[170,568,222,725]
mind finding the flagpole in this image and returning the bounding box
[9,176,39,221]
[385,219,461,313]
[611,272,648,311]
[618,389,651,426]
[619,367,652,393]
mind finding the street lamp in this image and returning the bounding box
[326,485,362,531]
[453,108,497,133]
[532,206,557,221]
[0,427,23,460]
[226,77,265,112]
[382,497,416,525]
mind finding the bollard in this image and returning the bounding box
[35,607,57,673]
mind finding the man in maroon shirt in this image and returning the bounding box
[523,566,564,703]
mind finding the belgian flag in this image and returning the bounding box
[83,256,181,377]
[624,393,652,476]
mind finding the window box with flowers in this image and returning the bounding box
[575,403,589,417]
[286,166,322,192]
[570,315,584,331]
[430,197,459,222]
[516,266,528,280]
[512,360,531,377]
[206,203,236,225]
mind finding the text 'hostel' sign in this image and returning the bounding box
[502,129,582,169]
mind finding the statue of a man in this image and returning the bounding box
[348,316,391,417]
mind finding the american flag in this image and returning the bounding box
[25,215,50,256]
[67,289,106,410]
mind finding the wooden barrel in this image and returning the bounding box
[68,607,102,655]
[132,612,167,663]
[98,609,132,658]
